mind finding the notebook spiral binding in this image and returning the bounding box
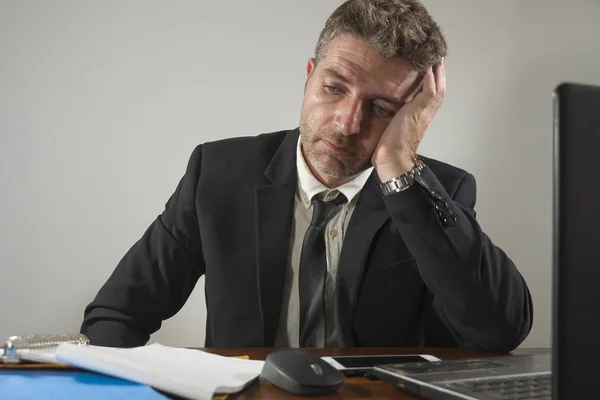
[1,333,90,364]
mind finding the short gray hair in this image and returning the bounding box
[314,0,447,72]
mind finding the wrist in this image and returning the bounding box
[378,158,425,196]
[376,158,416,183]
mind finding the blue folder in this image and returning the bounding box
[0,369,167,399]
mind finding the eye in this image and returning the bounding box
[324,85,343,94]
[373,103,393,117]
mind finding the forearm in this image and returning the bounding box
[383,169,533,352]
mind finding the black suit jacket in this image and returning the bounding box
[81,129,533,352]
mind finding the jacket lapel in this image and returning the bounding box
[255,130,298,346]
[337,175,390,346]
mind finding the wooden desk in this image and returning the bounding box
[203,347,550,399]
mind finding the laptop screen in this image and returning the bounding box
[553,82,600,398]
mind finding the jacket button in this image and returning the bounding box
[443,217,456,226]
[435,200,448,211]
[438,209,452,219]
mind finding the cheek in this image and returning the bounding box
[303,96,334,126]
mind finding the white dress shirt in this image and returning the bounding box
[273,137,373,347]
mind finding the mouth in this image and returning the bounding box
[323,139,353,156]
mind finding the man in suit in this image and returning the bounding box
[81,0,532,351]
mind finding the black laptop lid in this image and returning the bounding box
[553,82,600,399]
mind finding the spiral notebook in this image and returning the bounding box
[1,333,89,364]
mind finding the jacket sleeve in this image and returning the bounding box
[80,145,206,347]
[382,166,533,352]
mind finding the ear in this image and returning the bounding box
[306,58,316,78]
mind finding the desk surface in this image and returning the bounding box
[203,347,550,399]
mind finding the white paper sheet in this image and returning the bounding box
[55,343,264,400]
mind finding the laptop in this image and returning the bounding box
[373,82,600,400]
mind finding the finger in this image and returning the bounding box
[422,68,436,97]
[405,79,423,103]
[410,68,435,110]
[434,57,446,96]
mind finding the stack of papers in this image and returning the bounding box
[54,343,264,400]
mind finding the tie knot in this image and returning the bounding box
[310,191,347,228]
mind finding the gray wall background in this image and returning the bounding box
[1,0,599,349]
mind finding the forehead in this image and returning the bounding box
[316,35,418,95]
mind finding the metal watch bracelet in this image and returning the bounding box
[379,159,425,196]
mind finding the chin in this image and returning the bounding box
[315,158,364,180]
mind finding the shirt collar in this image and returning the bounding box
[296,136,373,209]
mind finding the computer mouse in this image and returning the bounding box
[260,348,345,396]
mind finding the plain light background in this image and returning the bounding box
[1,0,599,349]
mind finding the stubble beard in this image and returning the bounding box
[299,118,371,180]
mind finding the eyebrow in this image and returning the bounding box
[376,95,404,107]
[323,67,350,84]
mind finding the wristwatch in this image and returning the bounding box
[379,158,425,195]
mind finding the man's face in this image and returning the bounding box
[299,35,421,184]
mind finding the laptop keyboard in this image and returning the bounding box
[446,374,552,399]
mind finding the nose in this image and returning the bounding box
[334,96,363,136]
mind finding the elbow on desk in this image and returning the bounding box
[81,318,152,348]
[466,313,534,354]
